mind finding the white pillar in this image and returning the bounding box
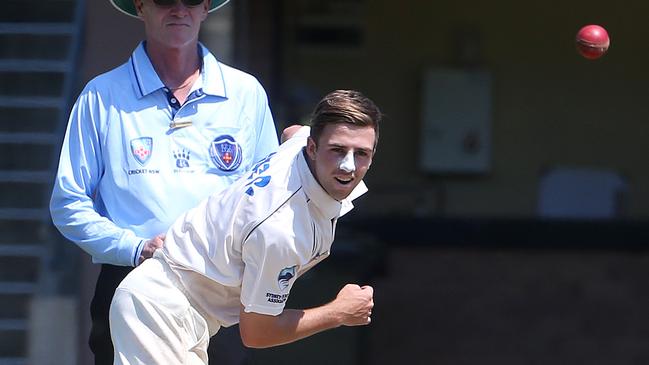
[28,296,78,365]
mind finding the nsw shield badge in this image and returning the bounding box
[130,137,153,166]
[209,135,242,172]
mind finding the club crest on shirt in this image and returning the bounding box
[130,137,153,166]
[277,265,297,291]
[209,135,242,172]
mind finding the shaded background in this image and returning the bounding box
[2,0,649,364]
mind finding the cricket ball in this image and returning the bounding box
[576,24,610,60]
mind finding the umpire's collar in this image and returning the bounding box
[129,41,226,99]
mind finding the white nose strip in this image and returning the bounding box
[339,151,355,172]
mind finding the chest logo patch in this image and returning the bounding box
[173,149,190,168]
[278,266,297,291]
[209,135,242,172]
[130,137,153,166]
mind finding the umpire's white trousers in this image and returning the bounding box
[109,254,211,365]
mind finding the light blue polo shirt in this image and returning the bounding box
[50,42,279,266]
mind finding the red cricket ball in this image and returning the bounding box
[576,24,610,60]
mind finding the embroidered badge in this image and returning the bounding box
[277,266,297,291]
[173,149,190,168]
[209,135,242,172]
[130,137,153,166]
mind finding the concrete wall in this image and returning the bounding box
[277,0,649,219]
[81,0,143,84]
[367,246,649,365]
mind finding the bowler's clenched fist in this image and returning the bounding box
[333,284,374,326]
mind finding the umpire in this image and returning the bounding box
[49,0,279,363]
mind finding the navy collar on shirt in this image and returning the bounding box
[129,42,226,99]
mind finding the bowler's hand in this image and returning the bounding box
[332,284,374,326]
[138,234,165,265]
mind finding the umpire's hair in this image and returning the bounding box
[309,90,381,150]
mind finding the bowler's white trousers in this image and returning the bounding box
[109,254,214,365]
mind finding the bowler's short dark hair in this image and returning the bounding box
[309,90,381,149]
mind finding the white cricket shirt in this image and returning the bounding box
[162,128,368,331]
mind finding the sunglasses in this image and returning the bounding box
[152,0,205,7]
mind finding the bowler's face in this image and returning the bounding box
[306,123,376,201]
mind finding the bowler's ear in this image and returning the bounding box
[306,136,317,160]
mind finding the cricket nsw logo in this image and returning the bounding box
[130,137,153,166]
[277,266,297,291]
[209,135,242,172]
